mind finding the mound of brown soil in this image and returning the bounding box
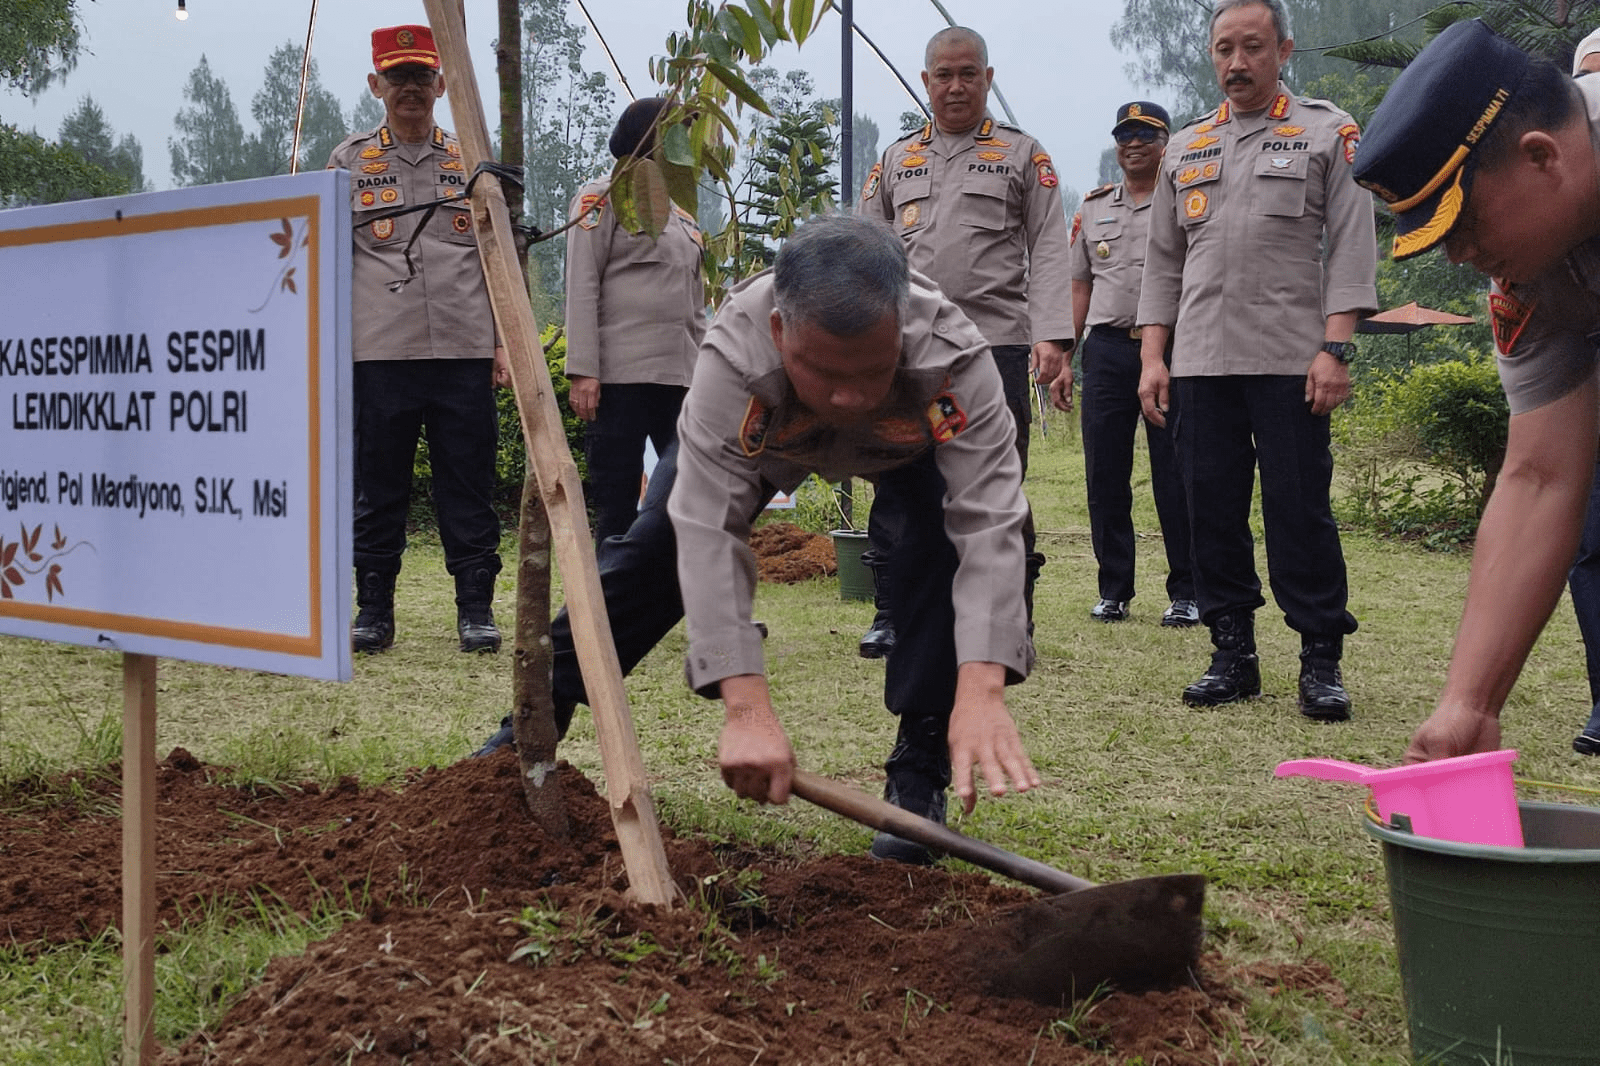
[750,521,837,584]
[0,751,1343,1064]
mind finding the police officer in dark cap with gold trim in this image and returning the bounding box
[1355,18,1600,762]
[1057,101,1197,628]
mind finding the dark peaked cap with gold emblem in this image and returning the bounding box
[1113,101,1171,135]
[1354,19,1531,261]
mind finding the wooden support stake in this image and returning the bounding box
[422,0,678,906]
[122,653,158,1065]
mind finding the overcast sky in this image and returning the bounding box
[2,0,1170,198]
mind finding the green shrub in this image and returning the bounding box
[1334,352,1507,549]
[409,326,586,528]
[757,475,874,534]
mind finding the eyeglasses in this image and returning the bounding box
[381,67,439,87]
[1114,126,1163,146]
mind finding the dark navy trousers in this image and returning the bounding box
[353,358,501,578]
[1079,328,1193,602]
[1170,374,1355,636]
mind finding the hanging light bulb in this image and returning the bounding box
[176,0,188,20]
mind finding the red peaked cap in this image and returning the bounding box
[372,25,440,73]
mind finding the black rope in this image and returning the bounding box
[366,160,533,291]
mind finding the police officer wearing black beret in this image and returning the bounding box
[1355,19,1600,762]
[1057,101,1197,627]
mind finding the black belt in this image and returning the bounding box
[1090,325,1143,341]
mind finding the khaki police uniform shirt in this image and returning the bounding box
[327,125,496,362]
[563,178,706,385]
[1490,77,1600,415]
[1137,85,1378,375]
[668,271,1033,697]
[1070,182,1152,328]
[859,116,1074,348]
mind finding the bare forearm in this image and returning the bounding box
[1437,475,1585,717]
[1323,310,1357,344]
[1137,324,1172,372]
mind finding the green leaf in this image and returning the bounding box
[660,157,700,218]
[697,99,740,139]
[707,60,773,116]
[789,0,817,44]
[701,141,733,184]
[662,122,694,168]
[705,27,734,67]
[632,156,673,239]
[744,0,781,46]
[725,6,764,57]
[609,163,641,234]
[1325,39,1419,69]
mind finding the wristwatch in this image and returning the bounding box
[1320,340,1356,364]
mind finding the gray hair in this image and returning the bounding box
[1209,0,1292,44]
[925,26,988,70]
[773,214,909,336]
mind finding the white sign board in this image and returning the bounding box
[0,173,353,680]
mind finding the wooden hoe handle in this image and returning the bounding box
[790,769,1096,896]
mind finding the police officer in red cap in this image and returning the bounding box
[1056,101,1196,628]
[1356,18,1600,761]
[326,25,510,656]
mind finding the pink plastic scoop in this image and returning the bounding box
[1275,749,1523,847]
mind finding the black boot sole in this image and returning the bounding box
[1297,700,1352,722]
[1182,687,1259,707]
[351,627,394,654]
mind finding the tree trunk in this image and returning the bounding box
[498,0,565,837]
[511,473,568,838]
[497,0,530,279]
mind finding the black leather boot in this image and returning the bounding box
[869,716,950,865]
[858,550,896,659]
[351,569,396,653]
[1298,635,1352,721]
[455,565,502,654]
[1182,611,1260,706]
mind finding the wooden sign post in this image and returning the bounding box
[0,173,354,1066]
[122,653,158,1065]
[422,0,679,907]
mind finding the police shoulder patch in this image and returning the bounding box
[740,397,773,456]
[1032,152,1058,188]
[861,161,882,200]
[1069,210,1082,246]
[576,192,607,230]
[1488,289,1535,355]
[1337,122,1361,165]
[927,391,969,443]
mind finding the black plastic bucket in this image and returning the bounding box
[1365,801,1600,1064]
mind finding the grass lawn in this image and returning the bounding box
[3,418,1598,1064]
